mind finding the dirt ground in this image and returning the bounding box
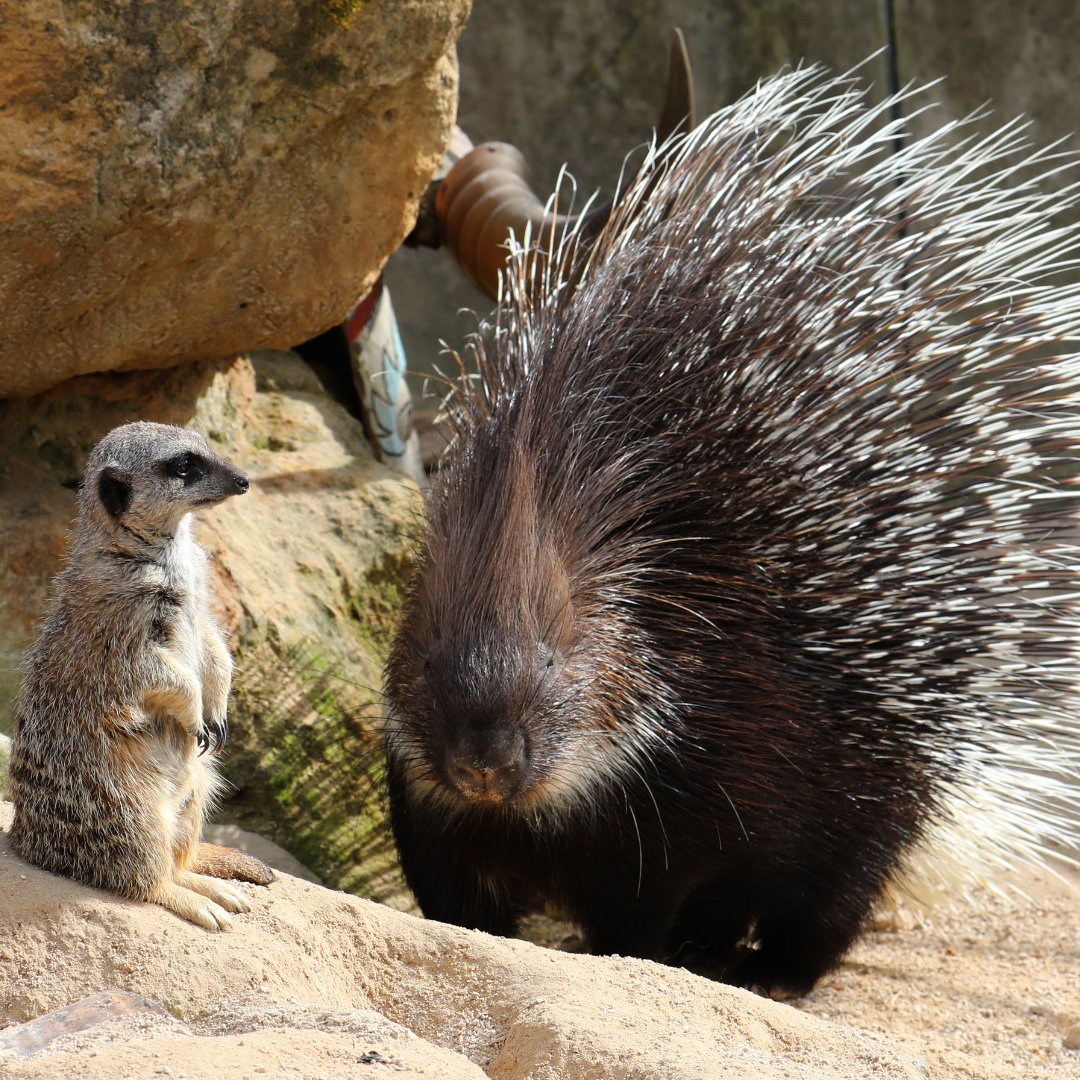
[1,802,1076,1079]
[795,868,1080,1078]
[516,866,1080,1079]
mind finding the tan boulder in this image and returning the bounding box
[0,0,470,398]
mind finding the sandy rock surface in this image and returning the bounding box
[0,0,469,397]
[1,801,1077,1078]
[2,997,489,1080]
[1,802,933,1080]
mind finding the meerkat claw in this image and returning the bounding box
[199,714,228,755]
[212,714,228,753]
[199,901,234,932]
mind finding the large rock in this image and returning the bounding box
[0,352,420,897]
[0,0,470,398]
[4,800,1078,1077]
[0,803,930,1079]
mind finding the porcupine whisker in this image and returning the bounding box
[623,794,645,899]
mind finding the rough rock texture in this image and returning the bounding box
[0,0,470,398]
[0,352,419,896]
[0,993,488,1080]
[0,803,938,1080]
[3,801,1078,1078]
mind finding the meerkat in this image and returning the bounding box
[7,421,274,931]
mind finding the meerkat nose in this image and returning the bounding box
[232,472,250,494]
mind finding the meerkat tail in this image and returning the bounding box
[192,842,276,885]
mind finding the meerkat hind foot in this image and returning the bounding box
[194,842,276,885]
[154,881,235,932]
[175,871,251,913]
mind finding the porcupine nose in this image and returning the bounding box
[232,471,249,494]
[442,730,528,803]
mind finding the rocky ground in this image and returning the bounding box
[0,800,1076,1079]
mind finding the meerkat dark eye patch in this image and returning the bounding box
[97,467,132,518]
[163,452,208,484]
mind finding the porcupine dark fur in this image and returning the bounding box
[383,65,1080,998]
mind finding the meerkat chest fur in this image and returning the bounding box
[154,516,212,675]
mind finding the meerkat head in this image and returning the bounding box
[81,422,249,539]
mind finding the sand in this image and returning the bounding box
[0,801,1076,1079]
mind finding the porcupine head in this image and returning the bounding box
[386,425,641,819]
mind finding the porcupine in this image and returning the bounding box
[383,65,1080,998]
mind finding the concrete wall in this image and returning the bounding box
[385,0,1080,386]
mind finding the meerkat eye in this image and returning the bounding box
[164,453,207,482]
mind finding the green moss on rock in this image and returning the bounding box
[222,639,406,903]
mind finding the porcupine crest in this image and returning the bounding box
[386,64,1080,900]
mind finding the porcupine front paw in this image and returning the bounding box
[196,713,228,755]
[727,948,822,1001]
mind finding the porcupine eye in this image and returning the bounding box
[422,628,440,674]
[539,643,565,680]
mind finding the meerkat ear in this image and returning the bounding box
[97,466,132,518]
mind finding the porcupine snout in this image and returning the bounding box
[439,725,529,803]
[421,632,541,805]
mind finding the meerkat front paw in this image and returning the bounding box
[196,713,228,755]
[176,871,251,913]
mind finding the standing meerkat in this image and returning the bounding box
[7,421,274,931]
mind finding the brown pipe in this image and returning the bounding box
[431,29,696,301]
[435,142,599,298]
